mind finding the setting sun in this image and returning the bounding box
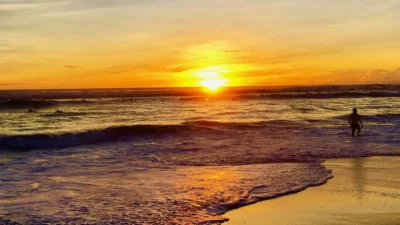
[200,79,226,91]
[196,66,230,91]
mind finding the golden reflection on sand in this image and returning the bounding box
[225,157,400,225]
[352,157,366,200]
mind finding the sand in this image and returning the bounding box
[224,156,400,225]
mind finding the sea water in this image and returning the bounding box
[0,85,399,224]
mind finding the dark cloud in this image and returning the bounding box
[64,65,79,68]
[165,64,195,73]
[223,50,255,53]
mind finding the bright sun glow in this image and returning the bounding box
[200,79,226,91]
[196,66,230,91]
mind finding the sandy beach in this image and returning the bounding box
[224,156,400,225]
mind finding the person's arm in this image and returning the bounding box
[348,115,351,124]
[358,115,364,128]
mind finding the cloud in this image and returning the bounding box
[237,67,400,86]
[0,0,65,16]
[0,0,64,4]
[0,43,30,54]
[363,68,400,84]
[0,0,163,16]
[0,82,28,86]
[223,50,255,53]
[318,67,400,85]
[241,68,295,78]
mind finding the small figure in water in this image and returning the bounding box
[28,108,33,113]
[55,109,63,114]
[348,108,364,137]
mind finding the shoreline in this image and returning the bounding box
[223,156,400,225]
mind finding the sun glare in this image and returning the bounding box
[200,79,226,91]
[196,66,230,91]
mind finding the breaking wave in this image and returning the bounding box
[0,124,184,151]
[0,100,57,109]
[0,119,310,151]
[260,91,400,99]
[2,112,399,151]
[0,121,285,151]
[333,113,400,122]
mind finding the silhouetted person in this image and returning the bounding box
[28,108,33,113]
[348,108,364,137]
[55,109,63,114]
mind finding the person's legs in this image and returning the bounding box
[351,124,356,137]
[357,125,361,136]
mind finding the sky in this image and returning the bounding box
[1,0,400,89]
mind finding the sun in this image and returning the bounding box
[200,78,226,91]
[197,67,228,91]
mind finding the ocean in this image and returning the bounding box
[0,85,399,224]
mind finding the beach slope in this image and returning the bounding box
[224,157,400,225]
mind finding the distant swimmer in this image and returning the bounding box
[348,108,364,137]
[28,108,33,113]
[55,109,63,114]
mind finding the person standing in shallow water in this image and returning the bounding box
[348,108,364,137]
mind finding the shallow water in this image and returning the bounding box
[0,86,400,224]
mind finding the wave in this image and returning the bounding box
[40,112,88,118]
[333,113,400,122]
[0,99,98,110]
[207,172,333,216]
[182,120,302,129]
[0,100,57,109]
[260,91,400,99]
[0,120,304,151]
[375,113,400,119]
[291,106,316,112]
[1,114,399,151]
[0,124,184,151]
[54,100,97,105]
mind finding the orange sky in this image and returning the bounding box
[1,0,400,89]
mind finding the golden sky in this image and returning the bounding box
[1,0,400,89]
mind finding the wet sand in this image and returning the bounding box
[224,156,400,225]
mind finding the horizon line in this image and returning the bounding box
[0,83,399,92]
